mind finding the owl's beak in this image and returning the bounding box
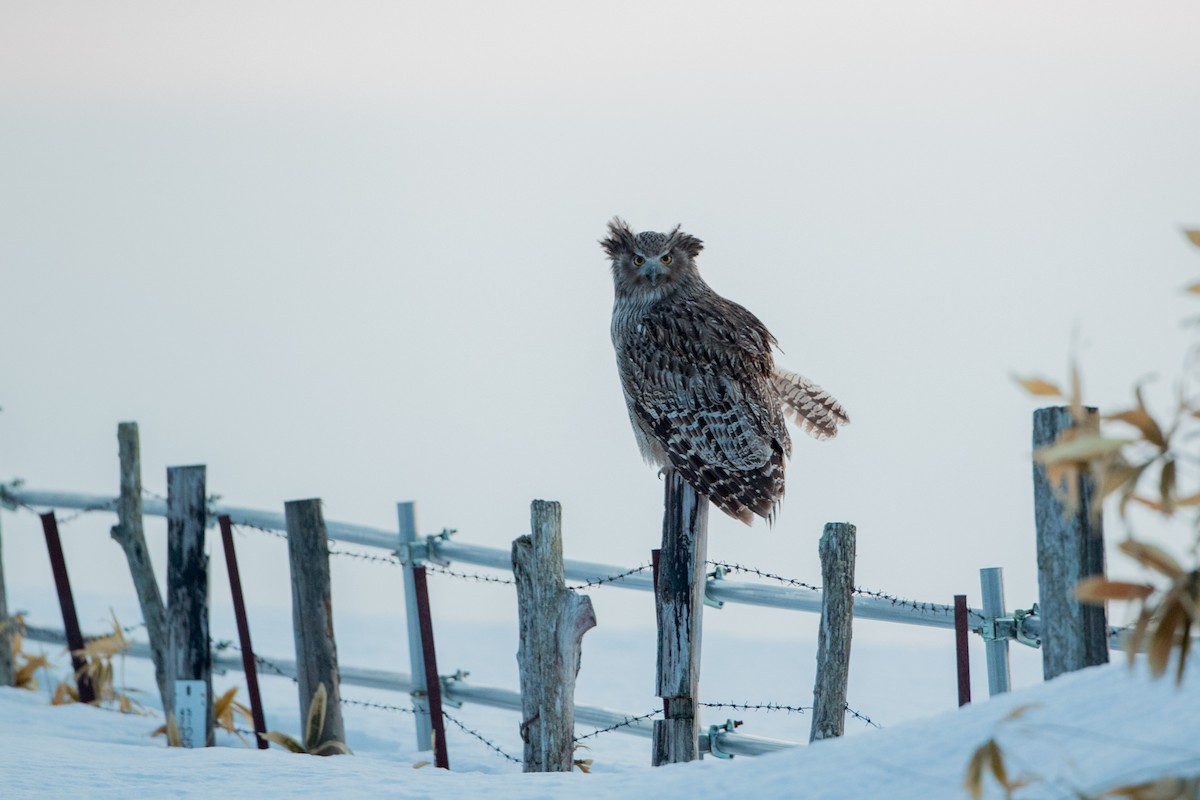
[640,262,668,286]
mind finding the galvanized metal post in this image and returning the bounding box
[40,512,96,703]
[980,567,1011,695]
[954,595,971,706]
[398,501,433,751]
[218,515,268,749]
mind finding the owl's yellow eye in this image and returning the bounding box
[660,254,673,265]
[633,255,646,266]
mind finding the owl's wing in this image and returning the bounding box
[620,294,789,522]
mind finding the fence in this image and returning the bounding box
[5,487,868,758]
[0,408,1124,765]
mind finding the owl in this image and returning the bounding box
[602,217,848,524]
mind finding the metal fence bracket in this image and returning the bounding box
[438,670,468,709]
[395,535,450,568]
[981,604,1042,649]
[703,566,727,609]
[705,719,742,759]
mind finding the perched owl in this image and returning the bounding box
[602,217,848,524]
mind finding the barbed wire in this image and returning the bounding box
[0,492,115,526]
[573,709,660,742]
[707,560,821,592]
[342,697,416,716]
[701,700,881,729]
[441,709,523,764]
[701,700,811,714]
[567,563,654,591]
[219,642,299,685]
[424,564,516,586]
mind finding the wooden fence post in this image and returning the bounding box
[166,465,212,745]
[40,512,96,703]
[397,502,434,752]
[954,595,971,707]
[1033,406,1109,680]
[810,522,855,742]
[513,500,596,772]
[0,510,14,687]
[110,421,169,713]
[284,498,345,753]
[653,469,709,765]
[218,515,269,749]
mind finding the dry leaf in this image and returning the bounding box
[1160,459,1177,514]
[1075,577,1155,603]
[1185,229,1200,248]
[1105,407,1167,450]
[1148,599,1185,678]
[1014,376,1063,397]
[1119,540,1185,580]
[1035,434,1132,465]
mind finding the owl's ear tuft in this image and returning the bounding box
[667,225,704,259]
[601,216,637,258]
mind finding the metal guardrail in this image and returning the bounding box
[3,487,995,631]
[20,624,798,757]
[2,486,1134,652]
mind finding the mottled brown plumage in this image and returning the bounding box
[602,217,848,524]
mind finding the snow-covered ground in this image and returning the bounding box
[5,615,1198,799]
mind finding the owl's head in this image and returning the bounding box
[600,217,704,298]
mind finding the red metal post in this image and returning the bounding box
[412,565,449,770]
[954,594,971,707]
[218,515,269,749]
[40,512,96,703]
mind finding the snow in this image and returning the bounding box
[5,628,1198,799]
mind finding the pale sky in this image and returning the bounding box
[2,1,1199,699]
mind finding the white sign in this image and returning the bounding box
[173,680,207,748]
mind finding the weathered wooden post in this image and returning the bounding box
[513,500,596,772]
[40,512,96,703]
[954,594,971,707]
[166,465,212,745]
[1033,406,1109,680]
[0,510,14,687]
[218,515,269,749]
[653,469,709,765]
[810,522,855,742]
[284,498,345,753]
[110,421,169,713]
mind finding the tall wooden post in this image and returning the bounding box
[110,422,169,713]
[513,500,596,772]
[810,522,855,742]
[40,512,96,703]
[166,465,212,745]
[1033,406,1109,679]
[652,469,709,765]
[284,498,345,752]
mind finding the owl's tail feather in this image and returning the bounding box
[773,368,850,441]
